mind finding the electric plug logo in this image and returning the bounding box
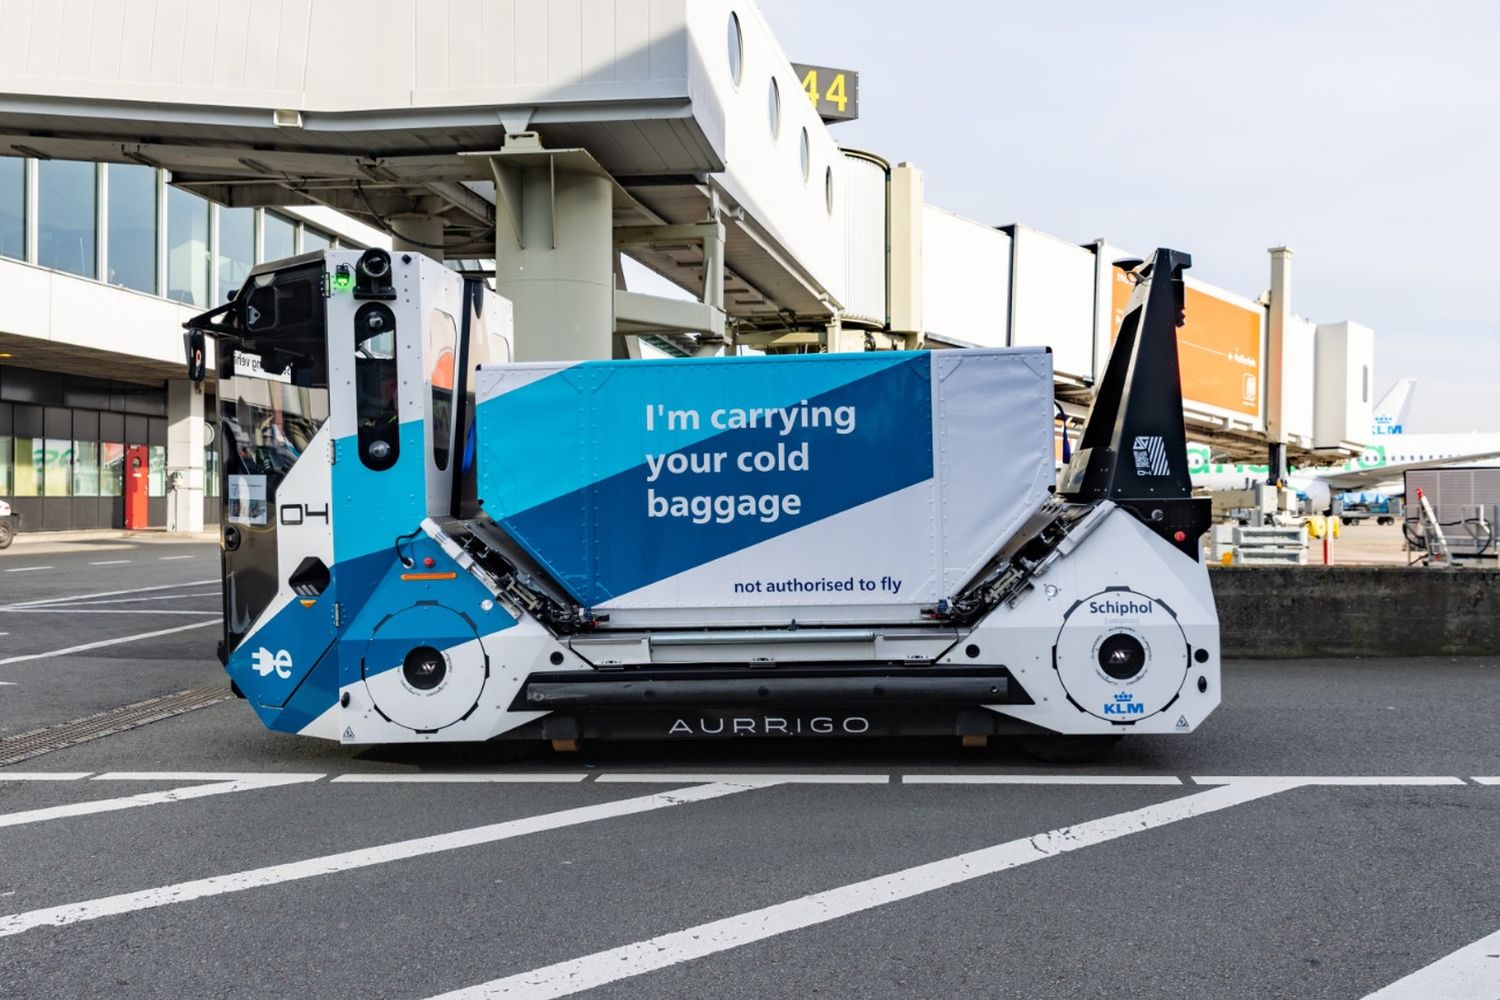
[251,647,293,680]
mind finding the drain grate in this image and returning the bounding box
[0,688,232,767]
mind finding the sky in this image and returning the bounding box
[754,0,1499,432]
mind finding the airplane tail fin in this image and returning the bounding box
[1373,377,1417,433]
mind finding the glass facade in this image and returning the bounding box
[102,442,124,497]
[37,160,97,278]
[106,164,158,294]
[302,227,333,253]
[74,440,101,496]
[218,206,256,303]
[148,444,166,497]
[263,211,296,261]
[0,154,368,532]
[43,438,72,496]
[166,186,210,306]
[12,437,40,496]
[0,156,23,261]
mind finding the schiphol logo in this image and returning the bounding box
[1103,691,1145,716]
[251,647,293,680]
[1089,598,1153,616]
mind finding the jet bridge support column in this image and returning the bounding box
[489,138,615,361]
[389,212,445,261]
[1265,246,1294,485]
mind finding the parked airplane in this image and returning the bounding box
[1187,379,1500,510]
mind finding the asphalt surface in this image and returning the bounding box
[2,539,1499,999]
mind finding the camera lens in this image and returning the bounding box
[1097,633,1147,680]
[360,251,390,278]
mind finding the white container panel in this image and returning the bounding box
[922,206,1010,348]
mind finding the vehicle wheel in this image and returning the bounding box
[1015,733,1123,764]
[0,521,12,549]
[1377,516,1394,526]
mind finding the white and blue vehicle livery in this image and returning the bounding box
[186,246,1219,759]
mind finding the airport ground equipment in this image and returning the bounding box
[185,247,1218,750]
[0,499,13,548]
[1404,469,1500,561]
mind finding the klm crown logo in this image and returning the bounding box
[1104,690,1145,716]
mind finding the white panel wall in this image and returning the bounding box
[841,152,888,327]
[1280,314,1317,445]
[0,0,696,110]
[1008,225,1096,380]
[921,206,1010,347]
[0,257,203,367]
[1314,321,1375,448]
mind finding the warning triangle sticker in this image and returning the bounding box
[1175,716,1190,730]
[342,727,355,740]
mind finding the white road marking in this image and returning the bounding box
[2,579,219,610]
[0,609,219,616]
[0,775,319,830]
[0,620,218,665]
[1193,776,1466,786]
[595,773,890,785]
[0,781,757,938]
[47,592,221,606]
[159,555,196,561]
[902,774,1183,785]
[87,560,131,566]
[0,773,93,781]
[1361,925,1500,999]
[331,774,589,784]
[0,682,15,686]
[422,780,1299,1000]
[3,566,52,573]
[93,772,325,783]
[1471,777,1500,785]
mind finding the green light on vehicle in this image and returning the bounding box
[333,265,353,291]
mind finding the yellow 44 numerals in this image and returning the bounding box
[800,68,848,113]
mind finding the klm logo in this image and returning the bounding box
[251,647,293,680]
[1103,691,1144,716]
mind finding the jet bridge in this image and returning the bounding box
[0,0,848,359]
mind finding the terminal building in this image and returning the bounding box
[0,0,1375,534]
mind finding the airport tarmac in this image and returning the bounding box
[2,537,1498,1000]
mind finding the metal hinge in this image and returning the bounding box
[332,602,343,629]
[328,437,337,465]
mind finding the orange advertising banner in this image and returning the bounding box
[1111,267,1262,419]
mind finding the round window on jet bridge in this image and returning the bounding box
[768,76,781,138]
[728,12,743,86]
